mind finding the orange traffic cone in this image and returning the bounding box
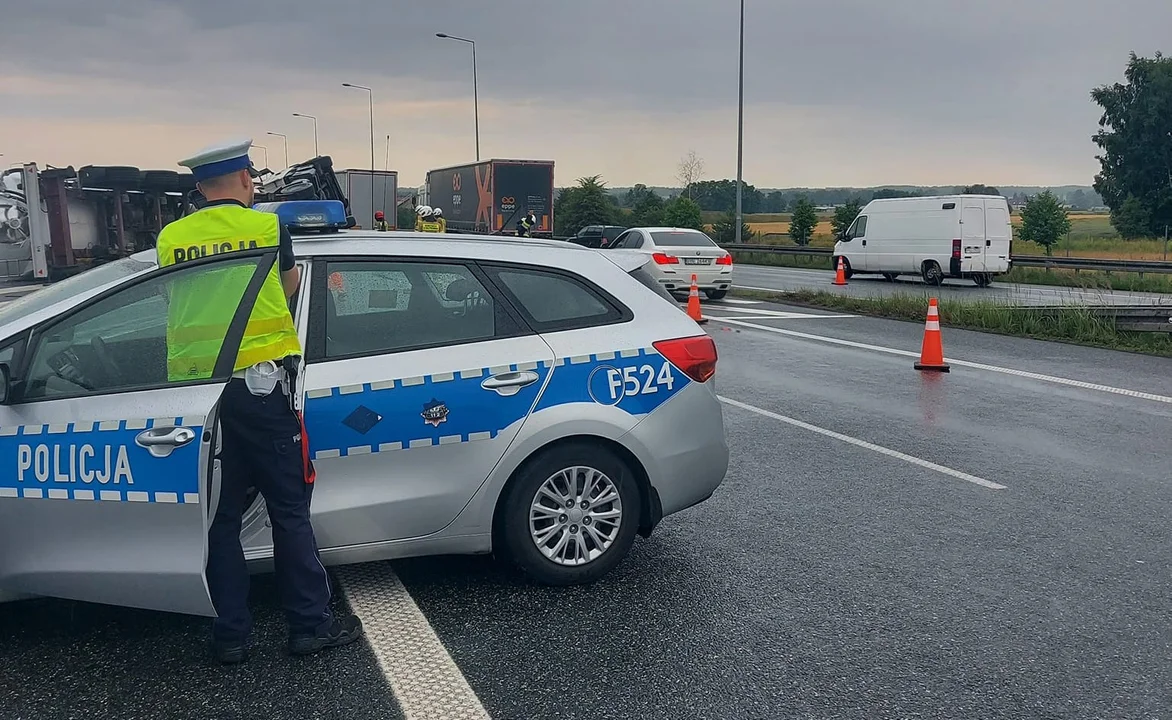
[686,274,708,325]
[833,257,848,286]
[914,298,950,372]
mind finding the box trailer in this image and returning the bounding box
[335,169,399,229]
[426,159,554,236]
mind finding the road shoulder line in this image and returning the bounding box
[719,395,1006,490]
[339,564,491,720]
[714,318,1172,405]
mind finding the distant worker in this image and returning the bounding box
[417,206,443,234]
[415,204,432,232]
[516,209,537,237]
[431,207,447,233]
[374,210,390,232]
[161,138,363,664]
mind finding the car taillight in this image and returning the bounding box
[654,335,718,383]
[652,252,679,265]
[715,254,733,266]
[952,239,961,259]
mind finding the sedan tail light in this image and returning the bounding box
[715,254,733,266]
[654,335,718,383]
[652,252,679,265]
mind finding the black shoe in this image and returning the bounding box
[212,639,249,665]
[288,614,364,656]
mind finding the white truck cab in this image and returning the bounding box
[833,194,1012,287]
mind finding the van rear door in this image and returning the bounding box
[960,200,987,273]
[983,199,1012,273]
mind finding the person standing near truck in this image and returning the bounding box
[160,138,363,664]
[431,207,447,233]
[516,209,537,237]
[414,204,431,232]
[374,210,390,231]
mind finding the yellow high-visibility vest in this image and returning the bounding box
[420,221,443,233]
[156,204,301,381]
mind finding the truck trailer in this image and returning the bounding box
[334,169,399,230]
[425,159,554,236]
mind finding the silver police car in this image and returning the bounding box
[0,202,729,617]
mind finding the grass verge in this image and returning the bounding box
[730,250,1172,294]
[730,287,1172,357]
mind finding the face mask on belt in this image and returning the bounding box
[244,360,282,397]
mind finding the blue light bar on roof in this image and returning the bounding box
[253,200,349,234]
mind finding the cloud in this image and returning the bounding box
[2,0,1169,186]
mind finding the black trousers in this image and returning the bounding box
[206,378,332,642]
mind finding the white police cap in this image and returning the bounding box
[178,137,255,182]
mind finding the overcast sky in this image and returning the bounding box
[1,0,1167,188]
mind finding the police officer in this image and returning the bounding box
[516,209,537,237]
[160,138,363,664]
[374,210,390,231]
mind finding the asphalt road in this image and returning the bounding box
[734,262,1172,307]
[3,297,1171,719]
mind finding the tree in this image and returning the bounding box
[831,199,863,241]
[962,184,1001,195]
[554,176,617,236]
[686,179,763,213]
[1111,195,1151,240]
[661,196,703,231]
[872,188,920,200]
[677,151,705,199]
[623,184,665,226]
[710,211,754,244]
[789,197,818,246]
[1092,52,1172,238]
[1018,190,1071,256]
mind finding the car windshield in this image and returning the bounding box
[651,230,715,247]
[602,227,627,240]
[0,254,155,327]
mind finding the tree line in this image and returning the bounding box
[555,51,1171,248]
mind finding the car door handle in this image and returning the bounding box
[481,371,540,397]
[136,426,197,458]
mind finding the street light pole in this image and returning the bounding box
[292,113,319,156]
[251,144,269,170]
[343,83,376,228]
[436,33,480,161]
[266,132,288,169]
[734,0,745,244]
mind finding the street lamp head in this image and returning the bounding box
[436,33,448,38]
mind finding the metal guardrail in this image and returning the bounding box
[721,244,1172,276]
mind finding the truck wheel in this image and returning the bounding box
[921,262,944,286]
[101,166,143,187]
[498,441,641,586]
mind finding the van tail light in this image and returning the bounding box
[654,335,718,383]
[715,254,733,266]
[652,252,679,265]
[952,239,962,259]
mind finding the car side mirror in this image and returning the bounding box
[0,363,11,405]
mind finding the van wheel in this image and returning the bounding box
[498,442,641,586]
[882,273,900,282]
[973,274,993,288]
[832,257,854,279]
[921,262,944,286]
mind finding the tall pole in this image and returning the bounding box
[266,132,288,169]
[343,83,376,228]
[734,0,745,244]
[292,113,319,156]
[251,145,269,169]
[437,33,480,161]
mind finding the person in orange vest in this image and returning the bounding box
[165,138,363,664]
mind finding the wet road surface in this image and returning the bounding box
[734,263,1172,307]
[3,297,1171,719]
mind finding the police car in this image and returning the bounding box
[0,200,728,617]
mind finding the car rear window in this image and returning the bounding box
[602,227,627,240]
[485,266,629,331]
[651,231,715,247]
[628,266,677,304]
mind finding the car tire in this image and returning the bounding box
[704,289,728,300]
[921,261,944,286]
[499,442,641,586]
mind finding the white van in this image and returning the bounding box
[832,195,1012,286]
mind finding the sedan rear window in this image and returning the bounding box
[651,231,715,247]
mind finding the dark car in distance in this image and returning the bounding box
[568,225,628,248]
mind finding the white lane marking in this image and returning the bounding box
[715,318,1172,405]
[704,312,856,320]
[717,298,762,305]
[720,396,1006,490]
[339,564,491,720]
